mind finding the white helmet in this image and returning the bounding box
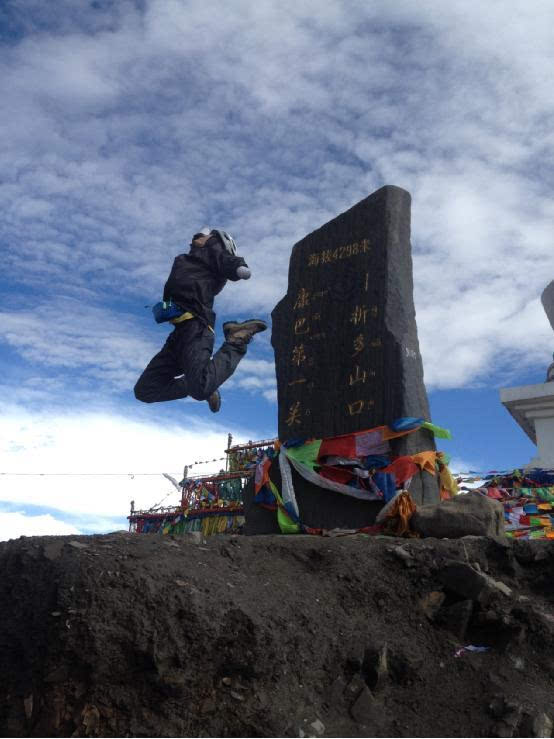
[212,229,237,256]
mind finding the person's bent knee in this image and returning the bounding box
[134,381,157,403]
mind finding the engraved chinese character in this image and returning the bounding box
[285,401,302,426]
[308,253,320,267]
[312,312,321,321]
[349,365,367,386]
[346,399,374,415]
[347,400,365,415]
[360,238,370,253]
[291,344,306,366]
[288,378,307,386]
[352,333,365,357]
[369,337,382,348]
[321,249,332,264]
[364,272,369,292]
[294,288,310,310]
[370,305,378,318]
[294,317,310,335]
[350,305,369,326]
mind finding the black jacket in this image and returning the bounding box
[163,234,248,327]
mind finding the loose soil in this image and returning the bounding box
[0,532,552,738]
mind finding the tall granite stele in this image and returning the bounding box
[244,186,438,533]
[250,186,438,531]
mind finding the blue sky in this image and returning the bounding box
[1,0,553,540]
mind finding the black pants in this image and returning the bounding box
[134,319,246,403]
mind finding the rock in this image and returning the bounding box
[389,546,415,567]
[328,676,347,705]
[419,591,446,620]
[489,698,505,719]
[502,701,523,732]
[43,541,64,560]
[439,600,473,640]
[346,674,366,698]
[69,540,89,549]
[411,492,505,539]
[81,704,100,736]
[310,718,325,736]
[23,694,33,720]
[532,712,553,738]
[438,561,512,605]
[350,686,377,725]
[362,644,389,691]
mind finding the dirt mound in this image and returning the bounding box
[0,532,552,738]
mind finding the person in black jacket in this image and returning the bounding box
[134,228,267,412]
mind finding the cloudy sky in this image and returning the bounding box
[1,0,553,540]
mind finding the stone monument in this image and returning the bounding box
[500,280,554,469]
[243,186,439,534]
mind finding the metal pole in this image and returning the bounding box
[226,433,233,471]
[181,466,188,508]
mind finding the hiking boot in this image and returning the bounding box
[207,389,221,413]
[223,319,268,346]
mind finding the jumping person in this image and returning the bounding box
[134,227,267,412]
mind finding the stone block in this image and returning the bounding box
[411,491,505,539]
[271,186,434,450]
[350,686,377,725]
[438,560,512,605]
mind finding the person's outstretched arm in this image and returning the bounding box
[205,234,249,281]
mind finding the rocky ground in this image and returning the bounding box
[0,531,552,738]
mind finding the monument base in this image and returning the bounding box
[500,382,554,468]
[242,463,384,535]
[242,453,439,535]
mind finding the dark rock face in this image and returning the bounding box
[1,534,553,739]
[271,185,438,505]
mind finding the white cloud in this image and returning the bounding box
[0,511,80,542]
[226,357,277,400]
[0,300,157,393]
[449,457,482,476]
[0,405,260,526]
[1,0,554,415]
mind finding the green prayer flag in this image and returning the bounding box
[277,506,301,534]
[421,421,452,440]
[285,440,322,470]
[269,480,300,534]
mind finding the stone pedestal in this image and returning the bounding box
[500,383,554,468]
